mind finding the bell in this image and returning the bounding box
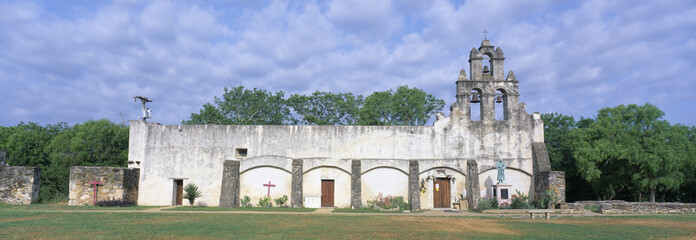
[483,65,490,73]
[495,96,503,103]
[471,94,481,103]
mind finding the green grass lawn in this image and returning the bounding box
[1,209,695,239]
[0,203,161,211]
[163,206,316,212]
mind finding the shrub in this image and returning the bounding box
[257,196,272,208]
[477,199,494,210]
[367,193,408,210]
[96,198,136,207]
[240,195,251,207]
[183,183,203,207]
[510,190,533,209]
[274,195,289,207]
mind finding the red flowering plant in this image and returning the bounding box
[367,193,409,210]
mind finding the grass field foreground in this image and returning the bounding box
[1,210,696,239]
[0,203,160,211]
[163,206,316,212]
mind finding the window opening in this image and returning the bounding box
[235,148,248,158]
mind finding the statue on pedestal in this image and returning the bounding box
[496,159,506,184]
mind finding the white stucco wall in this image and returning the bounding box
[240,167,292,206]
[361,168,409,205]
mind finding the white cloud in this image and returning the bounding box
[0,0,694,126]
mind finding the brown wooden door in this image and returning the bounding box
[321,180,334,207]
[175,180,183,206]
[433,178,450,208]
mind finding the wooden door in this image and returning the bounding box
[433,178,450,208]
[175,180,183,206]
[321,180,334,207]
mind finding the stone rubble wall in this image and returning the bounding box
[570,200,696,214]
[534,171,566,204]
[69,166,139,206]
[0,166,40,204]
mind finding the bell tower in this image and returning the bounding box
[455,40,520,122]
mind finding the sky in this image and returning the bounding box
[1,0,695,127]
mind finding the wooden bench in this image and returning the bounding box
[526,209,555,219]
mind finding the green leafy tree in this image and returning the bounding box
[542,113,594,201]
[359,85,444,125]
[183,183,203,207]
[184,86,290,125]
[43,119,129,202]
[287,91,363,125]
[571,104,687,202]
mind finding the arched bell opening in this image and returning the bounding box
[495,89,508,121]
[470,89,483,121]
[482,53,492,76]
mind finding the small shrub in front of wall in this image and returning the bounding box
[240,195,251,207]
[257,196,272,208]
[183,183,203,207]
[477,199,494,210]
[96,198,136,207]
[274,195,289,207]
[534,187,561,209]
[367,193,408,210]
[510,190,533,209]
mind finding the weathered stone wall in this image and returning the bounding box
[533,171,566,205]
[0,166,40,204]
[69,167,139,205]
[571,200,696,214]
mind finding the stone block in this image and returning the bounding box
[291,159,303,208]
[68,166,138,206]
[0,166,40,204]
[219,160,240,208]
[351,160,361,209]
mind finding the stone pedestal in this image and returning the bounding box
[492,184,512,207]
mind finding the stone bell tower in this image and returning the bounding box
[455,40,521,123]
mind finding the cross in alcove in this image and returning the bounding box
[483,29,489,40]
[263,181,276,197]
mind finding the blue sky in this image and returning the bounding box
[1,0,695,126]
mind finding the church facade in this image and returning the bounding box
[127,40,560,209]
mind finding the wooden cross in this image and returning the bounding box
[263,181,276,197]
[88,178,103,206]
[483,29,489,40]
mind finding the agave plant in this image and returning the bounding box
[183,183,203,207]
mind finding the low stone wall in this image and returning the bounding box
[69,166,139,206]
[570,200,696,214]
[561,203,585,214]
[0,166,40,204]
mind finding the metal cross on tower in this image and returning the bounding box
[483,29,489,40]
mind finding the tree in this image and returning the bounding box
[359,85,444,126]
[184,86,290,125]
[183,183,203,207]
[43,119,129,202]
[541,113,594,201]
[287,91,363,125]
[570,104,687,202]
